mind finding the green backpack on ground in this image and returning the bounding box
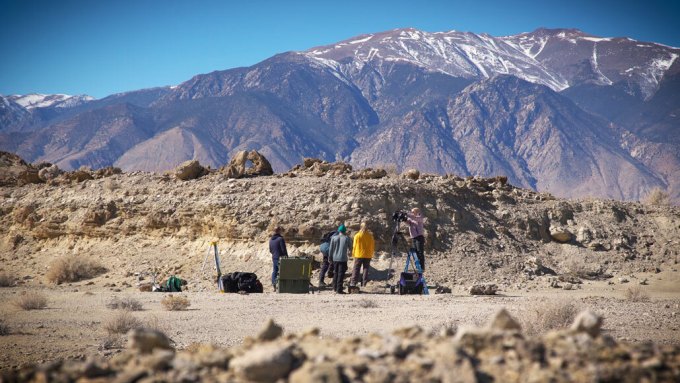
[166,275,184,292]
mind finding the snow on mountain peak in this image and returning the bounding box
[9,94,94,110]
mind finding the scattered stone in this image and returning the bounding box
[468,283,497,295]
[257,318,283,341]
[486,308,521,331]
[640,278,649,285]
[570,310,603,337]
[549,225,573,243]
[619,277,629,284]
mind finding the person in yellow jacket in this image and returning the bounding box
[351,222,375,287]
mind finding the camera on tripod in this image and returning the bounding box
[392,210,408,223]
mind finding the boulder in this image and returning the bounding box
[38,164,63,182]
[468,283,497,295]
[549,225,573,243]
[222,150,274,179]
[403,169,420,180]
[127,328,174,354]
[174,160,209,181]
[230,344,294,382]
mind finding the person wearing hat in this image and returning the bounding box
[406,208,426,271]
[268,226,288,290]
[351,222,375,287]
[328,224,352,294]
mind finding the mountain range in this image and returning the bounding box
[1,27,679,202]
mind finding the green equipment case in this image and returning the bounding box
[278,257,312,293]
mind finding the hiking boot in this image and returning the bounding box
[318,281,327,287]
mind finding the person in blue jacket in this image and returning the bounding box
[268,226,288,290]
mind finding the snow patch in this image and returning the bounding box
[348,35,373,44]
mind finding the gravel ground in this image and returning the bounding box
[1,268,678,372]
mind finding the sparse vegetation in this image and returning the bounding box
[0,272,17,287]
[106,297,143,311]
[103,178,120,192]
[522,300,580,336]
[430,320,458,336]
[46,255,106,284]
[161,294,190,311]
[0,320,10,336]
[643,188,670,206]
[99,335,124,350]
[355,299,378,308]
[13,291,48,310]
[103,311,143,335]
[625,286,650,302]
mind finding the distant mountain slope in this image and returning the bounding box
[0,27,678,202]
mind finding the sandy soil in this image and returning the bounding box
[1,268,678,372]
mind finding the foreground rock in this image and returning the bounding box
[3,310,678,382]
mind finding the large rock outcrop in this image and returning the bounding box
[221,150,274,179]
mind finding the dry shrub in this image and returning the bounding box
[383,164,399,177]
[161,294,190,311]
[99,335,124,350]
[106,297,143,311]
[625,286,650,302]
[643,188,670,206]
[561,248,603,279]
[522,300,580,336]
[46,255,106,284]
[0,320,10,336]
[355,299,378,308]
[103,178,120,192]
[430,320,458,337]
[103,311,143,335]
[0,272,16,287]
[13,291,48,310]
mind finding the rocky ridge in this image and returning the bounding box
[1,153,678,291]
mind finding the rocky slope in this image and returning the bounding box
[1,155,678,291]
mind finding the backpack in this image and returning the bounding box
[166,275,184,292]
[219,272,263,293]
[320,231,337,244]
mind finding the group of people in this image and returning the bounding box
[268,208,426,294]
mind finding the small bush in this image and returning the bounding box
[103,179,120,192]
[0,320,10,336]
[106,297,143,311]
[643,188,670,206]
[99,335,124,350]
[103,311,143,335]
[13,291,48,310]
[355,299,378,308]
[430,320,458,337]
[625,286,650,302]
[0,272,16,287]
[161,294,190,311]
[46,255,106,284]
[522,301,579,336]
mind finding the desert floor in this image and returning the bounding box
[1,267,679,372]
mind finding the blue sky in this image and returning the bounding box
[1,0,678,98]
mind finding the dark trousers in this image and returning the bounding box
[319,252,330,283]
[412,235,425,271]
[332,261,348,293]
[351,258,371,286]
[272,257,279,287]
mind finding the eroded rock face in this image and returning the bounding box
[221,150,274,179]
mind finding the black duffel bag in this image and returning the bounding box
[219,272,263,293]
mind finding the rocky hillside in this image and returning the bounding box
[1,153,678,290]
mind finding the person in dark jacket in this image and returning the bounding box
[318,229,337,287]
[329,224,352,294]
[269,226,288,289]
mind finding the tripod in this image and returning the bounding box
[385,219,406,293]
